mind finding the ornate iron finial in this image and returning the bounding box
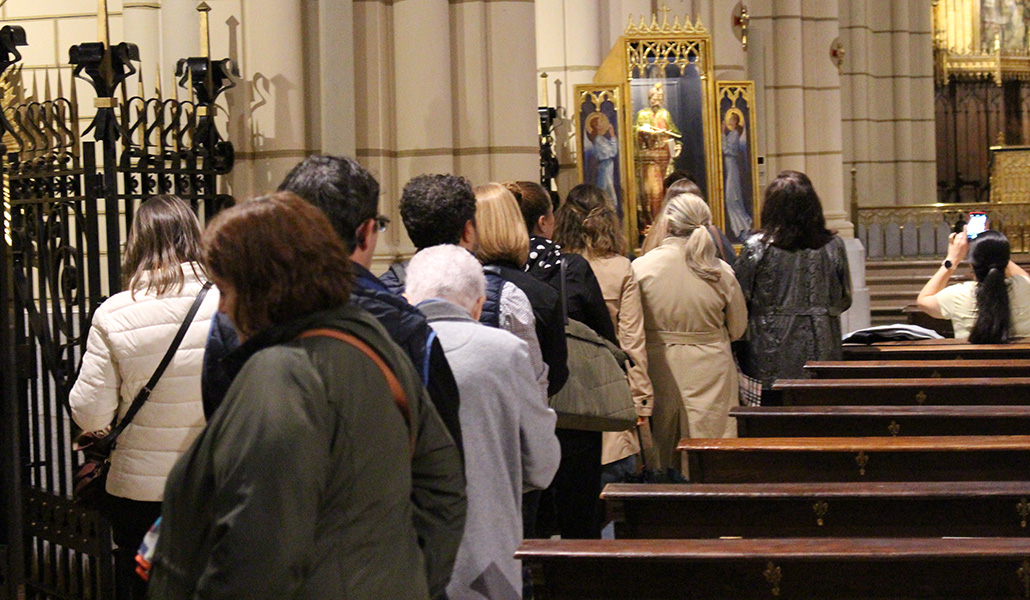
[0,26,25,146]
[175,1,238,171]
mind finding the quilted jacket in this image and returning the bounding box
[69,263,219,502]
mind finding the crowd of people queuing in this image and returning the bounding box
[70,155,863,599]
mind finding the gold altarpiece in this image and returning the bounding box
[934,0,1030,204]
[576,12,759,250]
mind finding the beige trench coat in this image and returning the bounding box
[632,238,748,474]
[587,254,655,465]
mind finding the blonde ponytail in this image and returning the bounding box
[664,192,721,282]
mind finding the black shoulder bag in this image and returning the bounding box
[73,282,213,507]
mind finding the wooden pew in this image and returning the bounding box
[843,338,1030,361]
[805,359,1030,379]
[517,538,1030,599]
[732,405,1030,438]
[602,481,1030,539]
[678,435,1030,483]
[771,377,1030,405]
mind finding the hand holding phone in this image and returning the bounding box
[967,212,988,239]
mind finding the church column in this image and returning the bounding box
[355,0,539,270]
[749,0,850,235]
[841,0,936,207]
[219,0,310,201]
[123,1,161,84]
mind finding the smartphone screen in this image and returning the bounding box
[967,212,988,239]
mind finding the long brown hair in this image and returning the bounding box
[554,183,625,258]
[121,194,205,297]
[203,192,353,338]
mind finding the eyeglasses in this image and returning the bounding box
[374,215,390,233]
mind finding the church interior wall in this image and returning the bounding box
[4,0,933,281]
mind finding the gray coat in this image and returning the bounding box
[419,300,560,600]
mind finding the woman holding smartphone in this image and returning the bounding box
[917,225,1030,343]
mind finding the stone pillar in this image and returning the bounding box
[747,0,850,236]
[222,0,310,201]
[123,1,161,85]
[355,0,539,270]
[841,0,936,208]
[160,0,200,78]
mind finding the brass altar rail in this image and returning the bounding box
[854,202,1030,259]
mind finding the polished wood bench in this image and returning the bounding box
[806,359,1030,379]
[771,377,1030,405]
[602,481,1030,539]
[517,537,1030,599]
[678,436,1030,483]
[843,338,1030,361]
[732,405,1030,438]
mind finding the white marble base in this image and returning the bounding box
[841,237,872,335]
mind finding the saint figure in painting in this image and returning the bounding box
[635,83,682,224]
[583,111,619,209]
[722,108,752,239]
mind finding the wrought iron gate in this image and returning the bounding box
[0,10,236,599]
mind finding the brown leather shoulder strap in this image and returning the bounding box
[297,328,414,453]
[708,224,728,263]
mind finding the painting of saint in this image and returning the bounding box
[722,108,751,239]
[577,87,625,216]
[717,82,759,244]
[583,110,619,209]
[634,82,682,224]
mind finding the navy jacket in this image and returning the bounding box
[201,262,463,452]
[480,261,569,397]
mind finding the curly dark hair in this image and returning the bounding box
[760,170,833,250]
[278,155,380,254]
[399,174,477,250]
[203,192,353,338]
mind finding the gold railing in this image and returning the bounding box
[855,202,1030,260]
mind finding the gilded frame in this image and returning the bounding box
[592,13,722,251]
[574,85,633,243]
[716,81,760,243]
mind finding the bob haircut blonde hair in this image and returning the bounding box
[473,183,530,266]
[122,194,206,297]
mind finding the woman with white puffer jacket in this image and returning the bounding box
[70,194,218,600]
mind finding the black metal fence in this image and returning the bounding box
[0,22,236,600]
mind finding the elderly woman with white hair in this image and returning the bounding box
[632,193,748,475]
[407,244,560,600]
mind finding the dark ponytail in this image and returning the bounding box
[968,230,1011,344]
